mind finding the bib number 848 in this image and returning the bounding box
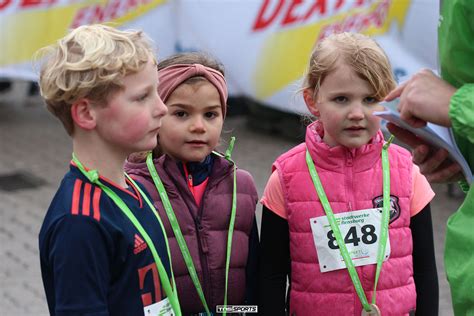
[327,224,377,250]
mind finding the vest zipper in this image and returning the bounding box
[345,152,355,212]
[345,150,359,311]
[184,166,195,196]
[196,190,211,307]
[183,162,212,307]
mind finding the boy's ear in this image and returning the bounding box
[71,98,97,130]
[303,88,319,117]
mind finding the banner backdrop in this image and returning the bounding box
[0,0,438,113]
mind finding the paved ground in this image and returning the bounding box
[0,83,463,315]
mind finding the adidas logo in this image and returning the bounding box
[133,234,148,254]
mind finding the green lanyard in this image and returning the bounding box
[146,137,238,316]
[72,154,181,316]
[305,136,394,313]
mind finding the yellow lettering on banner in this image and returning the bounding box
[253,0,411,100]
[0,0,166,67]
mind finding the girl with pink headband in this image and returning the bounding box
[125,52,259,315]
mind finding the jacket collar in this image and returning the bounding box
[160,152,234,194]
[305,121,385,172]
[177,154,214,186]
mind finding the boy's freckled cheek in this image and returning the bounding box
[122,114,151,138]
[126,125,145,139]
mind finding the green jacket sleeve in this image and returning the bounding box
[450,84,474,144]
[449,85,474,191]
[439,0,474,189]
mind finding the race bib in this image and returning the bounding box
[144,297,174,316]
[310,208,391,273]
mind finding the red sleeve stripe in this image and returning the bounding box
[135,234,145,246]
[71,179,82,215]
[82,183,92,216]
[93,187,102,221]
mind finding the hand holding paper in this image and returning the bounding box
[386,123,464,183]
[384,69,455,128]
[374,105,472,184]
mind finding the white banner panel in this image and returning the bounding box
[0,0,438,113]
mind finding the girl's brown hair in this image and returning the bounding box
[130,52,225,161]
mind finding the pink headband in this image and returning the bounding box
[158,63,228,118]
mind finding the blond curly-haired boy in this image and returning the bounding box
[38,24,181,315]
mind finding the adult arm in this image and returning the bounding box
[410,204,438,316]
[449,85,474,191]
[383,70,462,183]
[449,84,474,144]
[258,206,290,316]
[385,69,455,128]
[384,69,471,184]
[385,81,474,185]
[438,0,474,145]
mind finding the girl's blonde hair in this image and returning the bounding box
[303,32,396,100]
[38,24,156,135]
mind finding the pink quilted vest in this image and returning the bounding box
[274,122,416,316]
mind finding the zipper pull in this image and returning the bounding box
[196,220,209,253]
[187,174,195,196]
